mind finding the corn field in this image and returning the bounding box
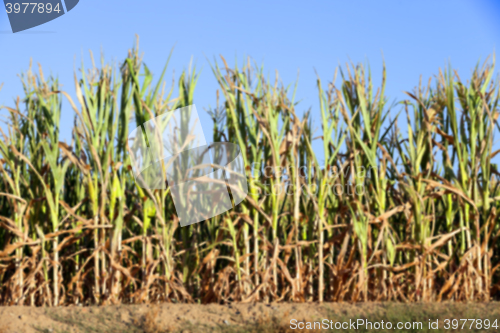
[0,41,500,306]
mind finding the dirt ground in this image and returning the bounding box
[1,302,499,333]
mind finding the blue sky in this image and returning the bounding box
[0,0,499,162]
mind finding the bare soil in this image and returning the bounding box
[0,302,499,333]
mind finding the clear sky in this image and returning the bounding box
[1,0,499,162]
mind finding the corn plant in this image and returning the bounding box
[0,41,499,306]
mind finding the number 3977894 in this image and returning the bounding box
[5,2,61,14]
